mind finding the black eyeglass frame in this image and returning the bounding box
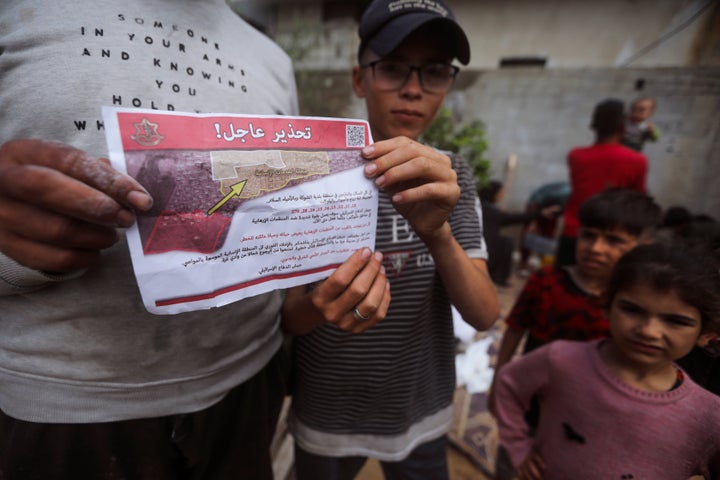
[359,60,460,93]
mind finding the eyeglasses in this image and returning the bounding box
[360,60,459,93]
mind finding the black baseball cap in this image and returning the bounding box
[358,0,470,65]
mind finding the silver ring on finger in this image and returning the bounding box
[352,306,371,322]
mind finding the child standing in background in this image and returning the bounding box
[494,242,720,479]
[488,189,661,479]
[622,96,660,152]
[490,189,662,409]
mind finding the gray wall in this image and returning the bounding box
[264,0,720,218]
[297,66,720,217]
[447,67,720,215]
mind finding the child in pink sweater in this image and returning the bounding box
[495,243,720,479]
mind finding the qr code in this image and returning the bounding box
[345,125,366,147]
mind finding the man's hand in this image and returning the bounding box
[0,139,153,272]
[362,137,460,243]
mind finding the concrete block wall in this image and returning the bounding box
[296,66,719,216]
[447,67,720,215]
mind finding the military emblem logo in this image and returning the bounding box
[131,118,165,146]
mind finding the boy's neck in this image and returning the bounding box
[565,265,605,296]
[594,135,621,145]
[598,341,679,392]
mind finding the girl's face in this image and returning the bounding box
[608,282,702,373]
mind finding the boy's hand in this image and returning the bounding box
[282,248,390,335]
[309,248,390,334]
[0,139,153,272]
[645,122,660,141]
[362,137,460,243]
[516,449,545,480]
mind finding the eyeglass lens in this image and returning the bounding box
[370,61,457,92]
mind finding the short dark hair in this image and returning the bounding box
[578,188,662,238]
[478,180,503,203]
[607,242,720,332]
[662,205,693,228]
[590,99,625,138]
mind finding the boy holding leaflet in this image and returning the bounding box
[282,0,499,478]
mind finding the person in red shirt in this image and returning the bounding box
[556,99,648,266]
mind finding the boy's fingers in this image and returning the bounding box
[362,137,429,175]
[349,265,390,334]
[362,140,455,196]
[319,248,374,300]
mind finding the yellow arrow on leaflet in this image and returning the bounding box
[207,180,247,215]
